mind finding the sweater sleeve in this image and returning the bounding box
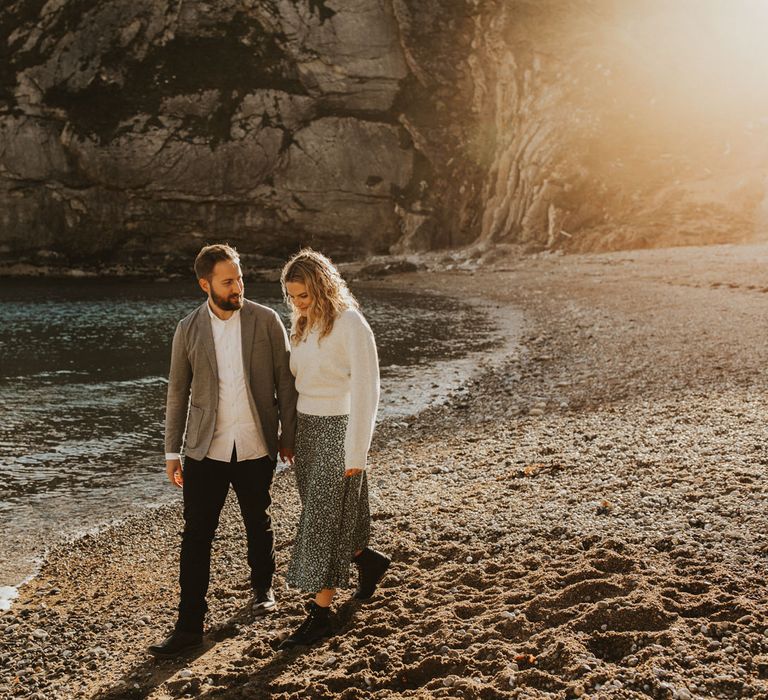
[343,310,380,470]
[269,309,298,450]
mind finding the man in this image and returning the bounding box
[149,243,297,658]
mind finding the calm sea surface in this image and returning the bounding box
[0,278,494,592]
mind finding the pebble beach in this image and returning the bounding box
[3,242,768,699]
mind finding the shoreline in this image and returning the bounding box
[0,286,517,607]
[3,242,768,699]
[0,276,499,596]
[0,254,419,282]
[0,241,516,283]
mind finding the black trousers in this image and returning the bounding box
[177,450,276,633]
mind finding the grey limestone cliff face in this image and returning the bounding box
[0,0,414,271]
[2,0,767,273]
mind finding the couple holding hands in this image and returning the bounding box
[149,244,390,657]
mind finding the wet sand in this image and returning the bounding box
[3,242,768,699]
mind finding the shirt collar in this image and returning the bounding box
[207,300,240,323]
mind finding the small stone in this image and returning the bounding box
[753,655,768,675]
[324,655,336,667]
[32,629,48,640]
[179,669,193,679]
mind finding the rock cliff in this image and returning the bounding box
[464,0,768,253]
[1,0,766,273]
[0,0,414,271]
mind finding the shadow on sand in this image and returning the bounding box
[93,598,362,699]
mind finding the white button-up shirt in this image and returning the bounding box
[164,302,268,463]
[205,303,268,462]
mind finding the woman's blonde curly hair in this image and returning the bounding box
[280,248,359,343]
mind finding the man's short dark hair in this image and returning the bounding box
[194,243,240,280]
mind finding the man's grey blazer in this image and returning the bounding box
[164,299,297,461]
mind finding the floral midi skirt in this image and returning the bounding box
[286,412,371,592]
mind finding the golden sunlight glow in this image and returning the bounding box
[617,0,768,120]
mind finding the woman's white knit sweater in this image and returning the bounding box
[289,307,380,470]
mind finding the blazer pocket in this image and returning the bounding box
[185,404,204,448]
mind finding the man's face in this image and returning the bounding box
[201,259,244,311]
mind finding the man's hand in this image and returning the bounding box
[279,446,295,466]
[344,468,363,477]
[166,458,183,488]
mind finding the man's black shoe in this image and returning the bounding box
[278,602,331,649]
[353,547,391,600]
[252,587,276,615]
[148,630,203,658]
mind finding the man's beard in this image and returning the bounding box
[211,288,243,311]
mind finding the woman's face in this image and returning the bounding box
[285,281,313,318]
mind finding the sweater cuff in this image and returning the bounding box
[344,450,368,471]
[165,452,181,461]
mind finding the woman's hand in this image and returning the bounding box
[344,468,363,477]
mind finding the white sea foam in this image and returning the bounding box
[0,585,18,611]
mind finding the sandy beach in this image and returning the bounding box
[3,242,768,699]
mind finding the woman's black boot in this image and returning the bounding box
[279,602,331,649]
[352,547,391,599]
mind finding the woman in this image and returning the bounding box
[279,248,390,649]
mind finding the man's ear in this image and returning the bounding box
[199,277,210,295]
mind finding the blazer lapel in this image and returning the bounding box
[240,301,255,373]
[197,303,219,383]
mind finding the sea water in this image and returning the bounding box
[0,278,495,600]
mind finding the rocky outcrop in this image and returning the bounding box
[393,0,768,255]
[463,1,767,252]
[0,0,413,271]
[1,0,767,273]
